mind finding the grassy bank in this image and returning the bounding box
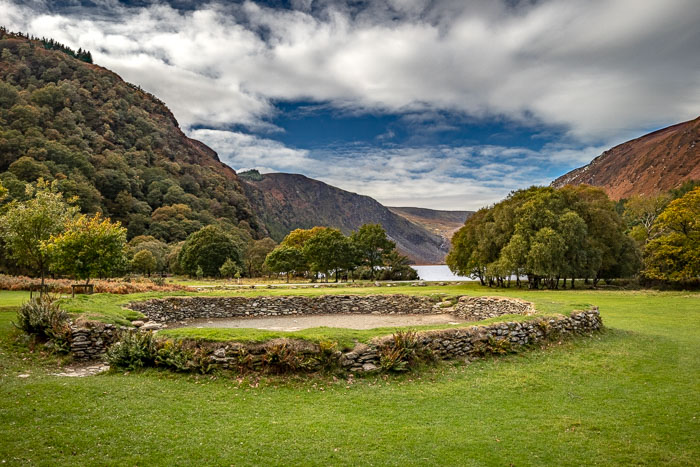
[1,286,698,465]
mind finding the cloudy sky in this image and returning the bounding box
[2,0,699,210]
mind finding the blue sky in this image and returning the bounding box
[2,0,699,209]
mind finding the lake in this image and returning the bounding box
[410,265,475,282]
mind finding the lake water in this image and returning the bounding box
[410,265,475,282]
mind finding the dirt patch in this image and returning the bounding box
[172,313,467,331]
[52,363,109,377]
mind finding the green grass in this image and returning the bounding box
[0,287,698,465]
[159,314,538,349]
[0,291,30,310]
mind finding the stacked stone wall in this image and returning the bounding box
[199,308,602,373]
[69,322,120,360]
[129,295,442,323]
[453,296,535,320]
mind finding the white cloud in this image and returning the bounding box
[1,0,697,140]
[192,129,568,210]
[2,0,697,210]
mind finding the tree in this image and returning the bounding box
[243,238,277,278]
[643,187,700,282]
[178,225,242,277]
[350,224,395,279]
[264,246,306,283]
[132,249,157,276]
[219,258,241,279]
[44,213,128,284]
[447,185,639,289]
[380,250,418,281]
[623,194,670,245]
[303,228,353,282]
[128,235,169,274]
[0,180,78,291]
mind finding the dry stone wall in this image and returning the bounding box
[199,308,602,373]
[70,322,120,360]
[453,296,535,320]
[70,294,597,367]
[129,295,443,324]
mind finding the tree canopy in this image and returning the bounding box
[178,225,243,277]
[0,180,79,287]
[447,185,640,288]
[44,213,128,284]
[642,187,700,283]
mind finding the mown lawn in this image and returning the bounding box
[0,285,698,465]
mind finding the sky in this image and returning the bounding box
[2,0,699,210]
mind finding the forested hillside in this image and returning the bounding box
[0,30,261,242]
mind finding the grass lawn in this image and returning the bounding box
[0,291,30,310]
[0,285,698,465]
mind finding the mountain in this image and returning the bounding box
[552,117,700,199]
[240,172,450,264]
[388,207,472,247]
[0,30,262,242]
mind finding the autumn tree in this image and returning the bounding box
[0,180,78,290]
[623,194,671,245]
[132,249,157,276]
[45,213,128,284]
[643,187,700,282]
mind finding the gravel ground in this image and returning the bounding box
[173,313,467,331]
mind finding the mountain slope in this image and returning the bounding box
[0,31,261,241]
[388,206,472,246]
[552,117,700,199]
[240,172,450,264]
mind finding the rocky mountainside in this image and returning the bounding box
[0,31,261,242]
[240,172,450,264]
[388,206,472,247]
[552,117,700,199]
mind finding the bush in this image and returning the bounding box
[106,331,157,371]
[262,342,304,374]
[14,296,71,351]
[379,330,431,372]
[155,339,193,372]
[315,340,341,372]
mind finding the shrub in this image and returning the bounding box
[262,342,303,374]
[106,331,157,371]
[379,330,430,372]
[470,335,514,357]
[14,296,71,351]
[155,339,193,372]
[315,340,341,372]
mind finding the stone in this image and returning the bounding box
[131,320,145,327]
[141,321,162,331]
[361,363,378,372]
